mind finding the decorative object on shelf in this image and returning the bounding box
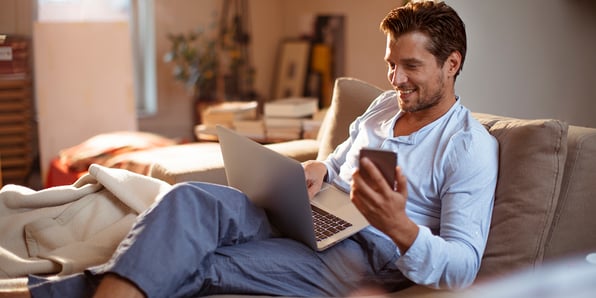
[218,0,257,102]
[310,15,345,108]
[273,40,311,100]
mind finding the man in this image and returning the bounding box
[4,1,498,297]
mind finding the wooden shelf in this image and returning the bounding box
[0,76,34,185]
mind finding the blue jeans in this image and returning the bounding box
[29,182,410,297]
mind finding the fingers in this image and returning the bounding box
[351,160,407,210]
[305,175,319,199]
[351,158,385,211]
[306,183,319,199]
[303,160,326,199]
[359,157,393,192]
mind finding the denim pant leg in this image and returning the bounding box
[195,229,412,297]
[30,182,273,298]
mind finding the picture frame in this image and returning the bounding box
[273,40,311,99]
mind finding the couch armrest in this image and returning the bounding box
[264,139,319,162]
[148,143,228,185]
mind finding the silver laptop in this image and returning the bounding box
[216,125,369,251]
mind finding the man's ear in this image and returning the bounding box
[445,51,462,77]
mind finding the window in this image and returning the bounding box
[36,0,157,116]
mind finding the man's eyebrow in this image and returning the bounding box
[400,58,423,65]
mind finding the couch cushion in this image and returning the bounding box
[473,114,568,280]
[544,125,596,260]
[316,77,383,160]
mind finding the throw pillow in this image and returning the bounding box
[474,116,568,281]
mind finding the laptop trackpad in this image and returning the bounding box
[312,184,352,211]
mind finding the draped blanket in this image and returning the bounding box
[0,164,172,278]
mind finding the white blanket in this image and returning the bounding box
[0,164,172,278]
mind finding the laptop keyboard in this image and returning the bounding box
[311,205,353,241]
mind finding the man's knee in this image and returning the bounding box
[158,182,248,215]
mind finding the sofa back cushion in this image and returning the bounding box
[472,113,569,280]
[316,77,383,160]
[544,125,596,260]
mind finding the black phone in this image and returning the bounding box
[359,148,397,189]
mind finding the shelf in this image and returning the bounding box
[0,76,34,184]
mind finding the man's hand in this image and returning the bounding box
[351,157,419,254]
[302,160,327,199]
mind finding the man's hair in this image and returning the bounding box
[380,1,467,78]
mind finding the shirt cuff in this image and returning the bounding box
[395,225,441,288]
[322,161,336,183]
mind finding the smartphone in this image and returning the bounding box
[359,148,397,189]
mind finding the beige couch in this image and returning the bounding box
[148,77,596,296]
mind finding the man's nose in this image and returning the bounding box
[390,68,407,86]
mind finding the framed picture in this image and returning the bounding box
[273,40,311,99]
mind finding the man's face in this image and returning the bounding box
[384,32,451,113]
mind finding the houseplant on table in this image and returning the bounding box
[164,26,220,125]
[164,6,257,126]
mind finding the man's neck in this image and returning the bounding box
[393,95,457,137]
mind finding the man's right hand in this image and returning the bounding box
[301,160,328,199]
[351,158,419,254]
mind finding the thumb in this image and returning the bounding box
[395,166,408,197]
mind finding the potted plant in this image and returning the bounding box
[164,27,219,103]
[164,10,257,125]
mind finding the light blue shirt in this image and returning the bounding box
[323,90,498,289]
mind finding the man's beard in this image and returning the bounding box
[399,75,445,113]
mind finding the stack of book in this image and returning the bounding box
[232,118,265,139]
[0,35,30,80]
[196,101,259,139]
[202,101,258,128]
[263,97,319,140]
[302,108,327,139]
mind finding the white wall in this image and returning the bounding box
[34,22,137,181]
[449,0,596,127]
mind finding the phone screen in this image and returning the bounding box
[359,148,397,189]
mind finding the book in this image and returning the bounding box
[264,116,305,140]
[264,117,304,140]
[264,117,304,128]
[233,119,266,139]
[266,127,302,140]
[302,119,322,140]
[0,35,30,75]
[264,97,318,118]
[202,101,258,127]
